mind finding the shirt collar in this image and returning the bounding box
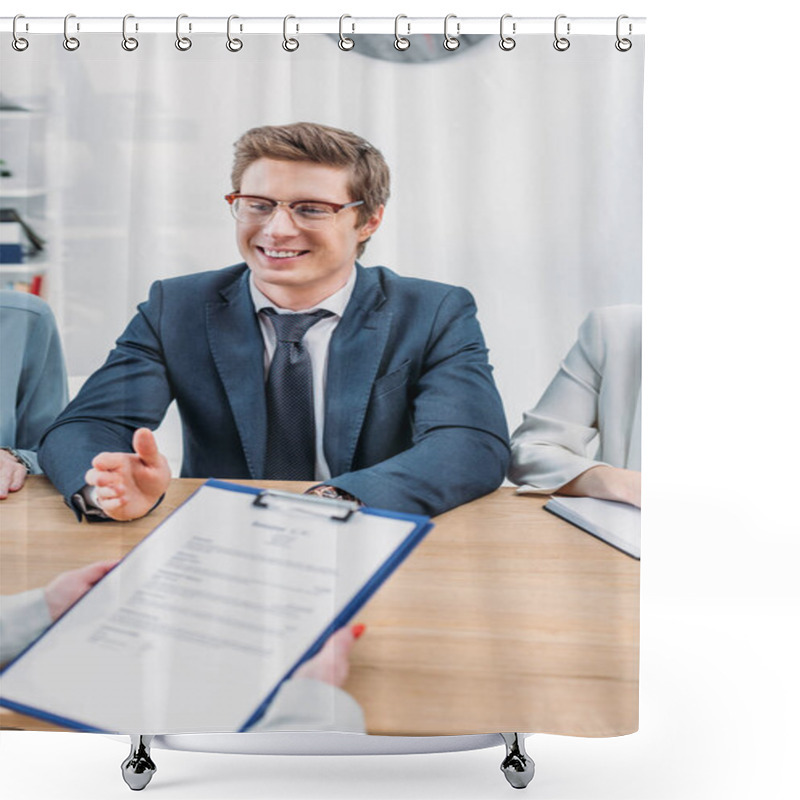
[249,267,356,318]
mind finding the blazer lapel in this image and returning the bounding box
[324,266,391,476]
[206,269,267,477]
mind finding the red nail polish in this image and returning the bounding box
[352,624,366,639]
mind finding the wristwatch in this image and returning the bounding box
[70,487,113,522]
[305,485,362,505]
[0,446,35,474]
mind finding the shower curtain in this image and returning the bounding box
[1,17,643,748]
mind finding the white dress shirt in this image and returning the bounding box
[249,268,357,482]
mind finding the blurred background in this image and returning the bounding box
[1,32,642,471]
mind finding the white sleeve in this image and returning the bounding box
[508,306,642,491]
[508,311,609,491]
[250,678,366,733]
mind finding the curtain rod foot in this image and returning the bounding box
[499,733,535,789]
[121,735,157,791]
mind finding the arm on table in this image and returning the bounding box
[509,309,640,506]
[558,464,641,507]
[39,283,174,519]
[1,298,68,496]
[12,299,69,473]
[328,287,509,516]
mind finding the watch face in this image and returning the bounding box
[327,33,489,64]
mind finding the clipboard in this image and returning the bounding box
[0,479,433,734]
[544,494,641,559]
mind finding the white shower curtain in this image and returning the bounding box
[0,12,644,781]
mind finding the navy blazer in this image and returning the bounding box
[40,264,509,516]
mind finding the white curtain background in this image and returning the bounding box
[2,33,642,470]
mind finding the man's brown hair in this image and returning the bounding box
[231,122,390,258]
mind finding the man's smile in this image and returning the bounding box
[256,246,309,260]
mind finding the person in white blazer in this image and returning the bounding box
[508,305,641,507]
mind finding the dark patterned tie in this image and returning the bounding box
[261,308,333,480]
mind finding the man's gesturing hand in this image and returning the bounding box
[84,427,171,521]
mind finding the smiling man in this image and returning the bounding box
[39,122,509,521]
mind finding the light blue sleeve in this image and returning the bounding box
[0,293,69,473]
[0,588,52,664]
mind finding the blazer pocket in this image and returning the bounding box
[372,360,411,399]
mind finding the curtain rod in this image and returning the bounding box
[1,16,645,36]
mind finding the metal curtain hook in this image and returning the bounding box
[553,14,570,51]
[175,14,192,51]
[226,15,243,51]
[283,15,299,51]
[12,14,29,51]
[499,14,516,51]
[615,14,632,51]
[63,13,80,51]
[394,15,410,50]
[122,14,139,51]
[338,14,355,51]
[443,14,460,51]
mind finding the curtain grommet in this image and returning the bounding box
[175,14,192,51]
[121,14,139,51]
[63,13,80,51]
[282,15,299,52]
[615,15,632,51]
[443,14,460,51]
[12,15,29,51]
[338,14,355,51]
[553,15,571,51]
[499,14,516,51]
[394,15,410,51]
[226,15,243,52]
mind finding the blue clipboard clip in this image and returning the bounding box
[252,488,359,522]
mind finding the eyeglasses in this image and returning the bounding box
[225,194,364,229]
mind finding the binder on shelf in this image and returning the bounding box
[0,479,433,734]
[0,208,45,253]
[0,218,24,263]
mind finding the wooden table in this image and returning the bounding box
[1,477,639,736]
